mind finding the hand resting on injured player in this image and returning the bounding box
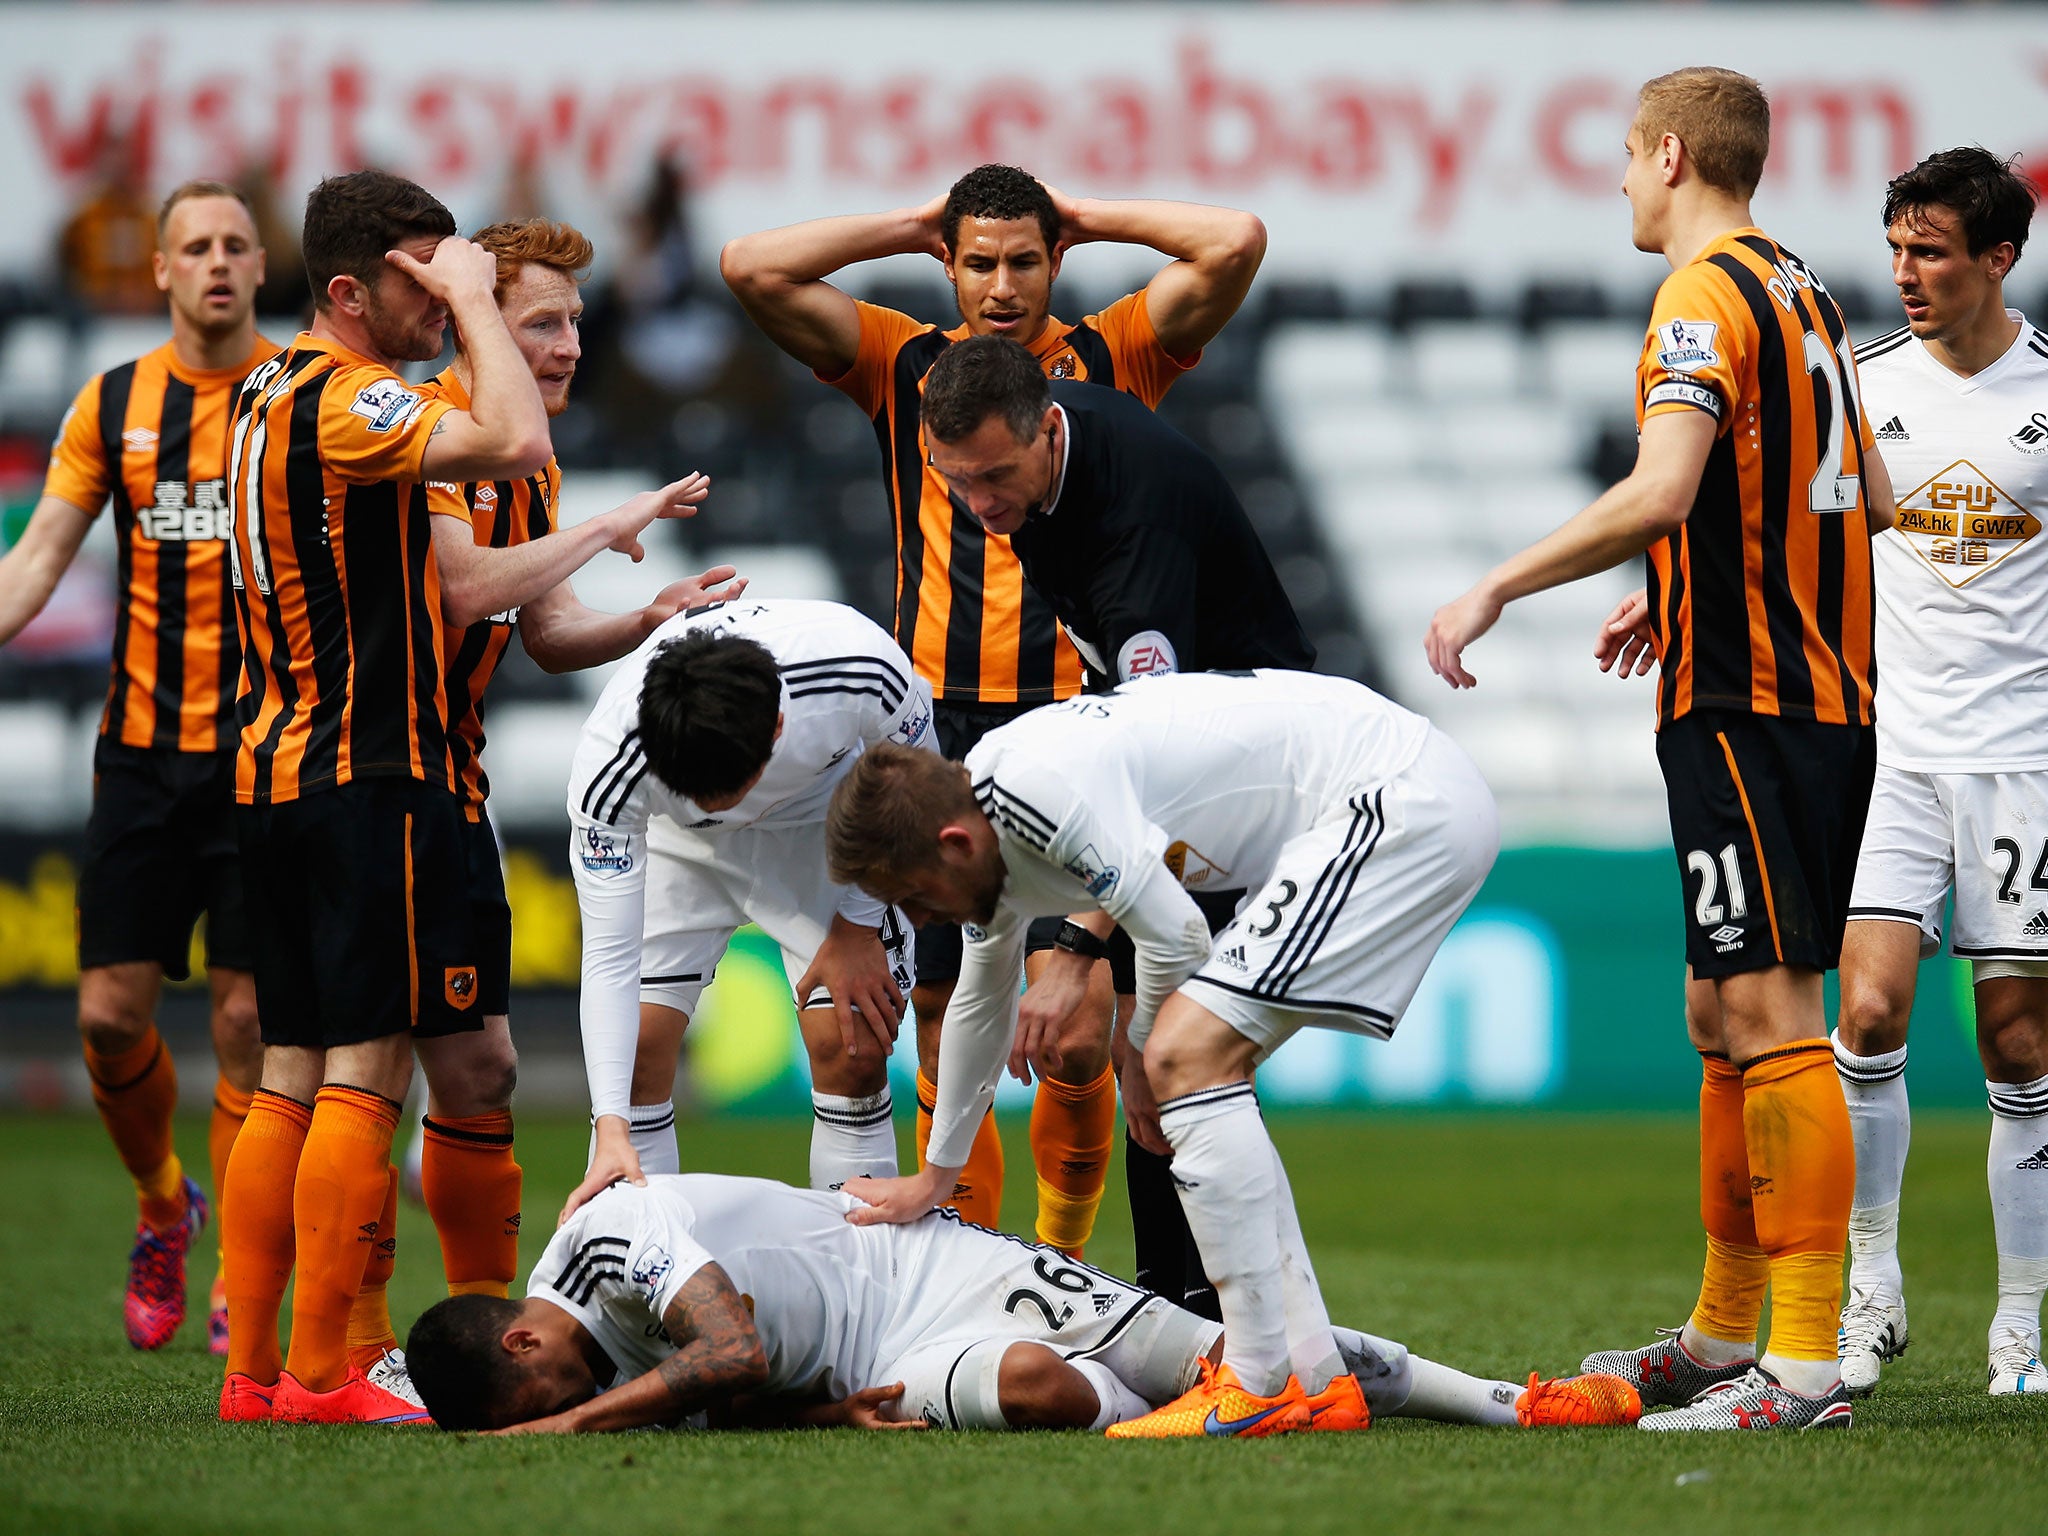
[559,1113,647,1225]
[793,914,905,1062]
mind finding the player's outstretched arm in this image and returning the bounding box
[431,473,711,629]
[1046,186,1266,360]
[0,496,93,646]
[490,1265,769,1434]
[518,563,747,675]
[1424,409,1713,688]
[397,237,552,483]
[720,196,946,375]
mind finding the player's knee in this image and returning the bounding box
[997,1342,1097,1429]
[76,981,153,1055]
[1837,973,1912,1056]
[808,1036,888,1097]
[425,1032,517,1116]
[1976,993,2048,1081]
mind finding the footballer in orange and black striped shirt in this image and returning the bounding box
[1426,69,1898,1410]
[0,180,277,1338]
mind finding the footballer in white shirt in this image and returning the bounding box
[1825,148,2048,1399]
[820,669,1510,1436]
[401,1173,1638,1433]
[561,599,933,1218]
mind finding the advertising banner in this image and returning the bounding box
[4,4,2045,298]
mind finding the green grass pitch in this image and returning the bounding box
[2,1109,2041,1535]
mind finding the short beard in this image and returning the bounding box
[363,291,444,363]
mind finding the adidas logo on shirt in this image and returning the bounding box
[2017,1144,2048,1171]
[2023,910,2048,939]
[1874,415,1910,441]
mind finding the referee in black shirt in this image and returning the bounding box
[922,335,1312,686]
[920,333,1312,1316]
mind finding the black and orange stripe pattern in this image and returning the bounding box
[1637,229,1877,728]
[823,291,1193,705]
[224,334,457,805]
[42,338,279,752]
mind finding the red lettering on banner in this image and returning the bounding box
[410,79,469,182]
[1302,87,1383,189]
[1775,84,1916,183]
[759,79,853,178]
[656,84,731,180]
[1389,87,1491,228]
[328,62,368,171]
[964,79,1049,168]
[1181,39,1278,185]
[875,80,935,185]
[1535,77,1626,195]
[24,81,126,177]
[1074,84,1150,182]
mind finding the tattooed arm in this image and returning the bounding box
[492,1264,769,1435]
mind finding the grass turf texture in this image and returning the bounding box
[2,1110,2040,1535]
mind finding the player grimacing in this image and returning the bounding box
[1427,68,1896,1432]
[0,180,277,1355]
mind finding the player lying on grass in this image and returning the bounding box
[404,1173,1638,1433]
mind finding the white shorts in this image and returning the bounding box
[1848,764,2048,974]
[878,1211,1217,1428]
[638,819,913,1015]
[1181,727,1499,1056]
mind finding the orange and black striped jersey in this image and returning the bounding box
[822,291,1195,704]
[225,332,459,805]
[1637,228,1877,728]
[43,335,281,753]
[421,368,559,818]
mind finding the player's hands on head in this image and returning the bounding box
[644,565,748,629]
[1038,182,1087,257]
[1594,588,1657,678]
[797,917,904,1063]
[606,474,712,563]
[1423,583,1504,690]
[1117,1052,1170,1157]
[912,192,950,261]
[385,235,496,306]
[559,1115,646,1225]
[1010,953,1092,1083]
[842,1165,949,1227]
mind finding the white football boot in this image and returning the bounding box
[1988,1330,2045,1396]
[1837,1296,1908,1397]
[364,1347,426,1409]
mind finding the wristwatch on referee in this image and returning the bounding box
[1052,920,1110,960]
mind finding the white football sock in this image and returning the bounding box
[1330,1327,1517,1423]
[622,1100,680,1175]
[1833,1029,1909,1303]
[1266,1141,1343,1392]
[1987,1075,2048,1353]
[1160,1082,1291,1396]
[1762,1353,1844,1395]
[810,1089,896,1190]
[1679,1323,1756,1366]
[1070,1357,1150,1430]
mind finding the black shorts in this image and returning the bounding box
[462,809,512,1017]
[77,739,250,979]
[1657,709,1875,979]
[236,776,483,1048]
[914,699,1065,987]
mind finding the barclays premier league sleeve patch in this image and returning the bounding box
[347,377,427,434]
[578,824,637,879]
[1654,320,1720,376]
[1061,841,1122,900]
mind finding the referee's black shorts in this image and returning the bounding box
[1657,708,1875,979]
[236,776,482,1048]
[77,738,250,979]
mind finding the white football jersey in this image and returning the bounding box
[566,599,934,1119]
[1859,314,2048,771]
[529,1175,900,1405]
[927,670,1434,1167]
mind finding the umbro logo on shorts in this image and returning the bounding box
[2022,910,2048,938]
[1874,415,1910,441]
[1709,924,1745,951]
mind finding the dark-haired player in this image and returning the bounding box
[1427,68,1896,1431]
[559,598,933,1220]
[721,165,1265,1263]
[1824,148,2048,1398]
[218,169,558,1426]
[0,180,277,1354]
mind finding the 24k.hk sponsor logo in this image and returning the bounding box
[1894,460,2041,587]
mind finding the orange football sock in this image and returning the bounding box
[421,1111,522,1297]
[916,1070,1003,1228]
[1690,1052,1767,1348]
[221,1089,312,1385]
[285,1086,400,1393]
[1743,1040,1854,1362]
[1029,1065,1116,1255]
[84,1025,185,1231]
[209,1078,254,1280]
[345,1166,400,1373]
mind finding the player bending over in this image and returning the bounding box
[562,598,929,1217]
[823,670,1513,1437]
[405,1173,1637,1433]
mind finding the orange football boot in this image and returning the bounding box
[1514,1370,1643,1427]
[1106,1359,1311,1439]
[270,1368,430,1426]
[1302,1370,1371,1431]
